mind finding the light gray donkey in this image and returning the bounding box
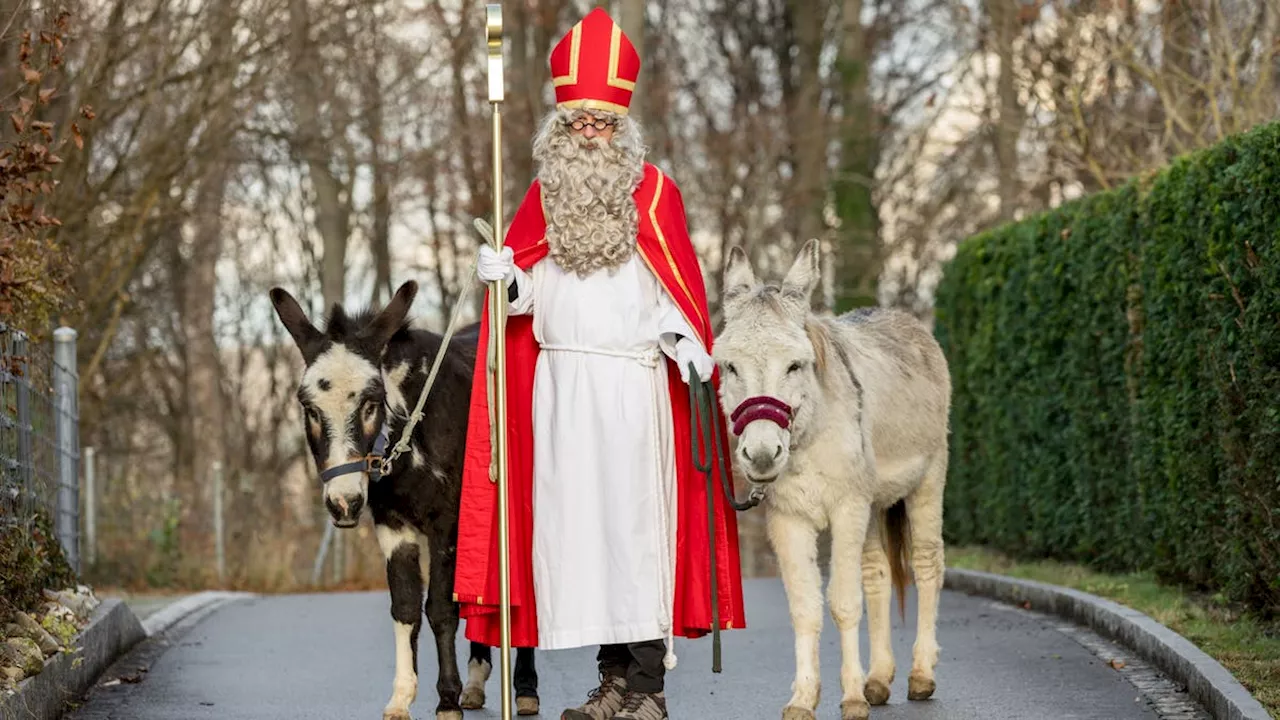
[712,239,951,720]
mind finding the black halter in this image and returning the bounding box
[318,422,391,484]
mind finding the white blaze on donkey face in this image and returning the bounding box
[713,243,824,482]
[298,345,382,527]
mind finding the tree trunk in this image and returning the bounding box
[181,162,230,579]
[643,0,674,165]
[363,2,392,306]
[832,0,882,312]
[990,0,1020,221]
[787,0,827,253]
[178,0,237,579]
[615,0,645,122]
[1161,0,1200,143]
[289,0,349,310]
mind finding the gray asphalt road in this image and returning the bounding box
[68,578,1209,720]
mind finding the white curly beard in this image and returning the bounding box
[532,108,647,277]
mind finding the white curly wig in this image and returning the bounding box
[532,105,647,277]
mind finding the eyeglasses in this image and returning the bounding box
[566,117,616,132]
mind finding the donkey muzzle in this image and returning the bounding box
[730,395,794,481]
[325,492,364,527]
[740,442,785,480]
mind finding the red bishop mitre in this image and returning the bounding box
[549,8,640,116]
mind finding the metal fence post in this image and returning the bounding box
[213,460,225,584]
[53,327,80,574]
[331,526,344,585]
[12,329,33,515]
[84,446,96,568]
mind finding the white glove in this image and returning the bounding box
[477,245,515,284]
[674,337,714,384]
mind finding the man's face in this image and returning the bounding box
[567,112,615,145]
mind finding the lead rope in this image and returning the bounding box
[688,362,766,674]
[381,219,491,478]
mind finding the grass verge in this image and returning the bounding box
[946,545,1279,718]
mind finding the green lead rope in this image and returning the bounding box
[687,361,765,674]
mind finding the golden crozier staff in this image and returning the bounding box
[484,4,515,719]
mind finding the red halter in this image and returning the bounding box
[729,395,794,436]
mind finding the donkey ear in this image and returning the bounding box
[781,238,821,302]
[365,280,418,348]
[722,246,756,303]
[269,287,324,363]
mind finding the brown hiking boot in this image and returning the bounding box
[561,673,628,720]
[612,691,667,720]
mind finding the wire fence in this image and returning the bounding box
[0,322,80,574]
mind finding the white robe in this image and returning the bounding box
[507,252,696,652]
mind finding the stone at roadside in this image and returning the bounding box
[1,637,43,676]
[0,666,19,695]
[42,587,98,619]
[10,612,61,656]
[39,600,76,628]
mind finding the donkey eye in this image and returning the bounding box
[362,401,378,419]
[786,361,803,374]
[725,362,738,376]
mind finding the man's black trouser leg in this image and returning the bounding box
[597,640,665,694]
[625,639,666,694]
[597,643,631,678]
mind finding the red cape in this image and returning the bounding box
[453,163,747,648]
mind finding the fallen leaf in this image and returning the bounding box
[1108,658,1126,670]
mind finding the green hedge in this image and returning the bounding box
[934,122,1280,617]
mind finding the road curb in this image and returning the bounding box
[945,567,1271,720]
[140,591,253,637]
[0,599,145,720]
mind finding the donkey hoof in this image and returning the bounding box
[907,673,936,701]
[516,695,540,715]
[460,685,485,709]
[840,699,870,720]
[781,706,815,720]
[864,678,892,706]
[382,710,411,720]
[436,711,464,720]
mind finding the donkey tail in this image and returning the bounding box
[881,498,913,621]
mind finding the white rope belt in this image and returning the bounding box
[540,344,661,367]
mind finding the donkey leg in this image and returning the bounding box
[426,538,465,720]
[460,642,491,709]
[828,500,872,720]
[376,524,423,720]
[905,454,947,701]
[860,512,895,706]
[514,646,540,714]
[767,509,823,720]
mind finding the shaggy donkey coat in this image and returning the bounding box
[270,281,538,720]
[711,241,951,720]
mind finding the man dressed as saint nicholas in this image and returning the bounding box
[452,8,747,720]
